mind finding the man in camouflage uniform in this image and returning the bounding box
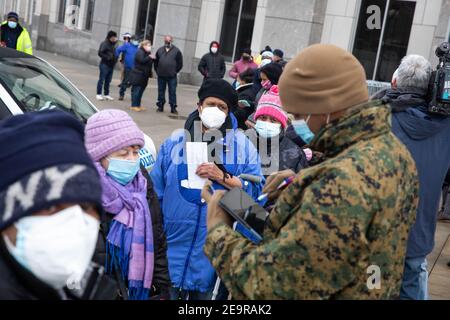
[201,44,419,300]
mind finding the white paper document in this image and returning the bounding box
[182,142,209,190]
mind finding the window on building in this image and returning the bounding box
[84,0,95,31]
[69,0,81,27]
[136,0,159,42]
[219,0,258,62]
[447,17,450,43]
[58,0,67,23]
[353,0,416,82]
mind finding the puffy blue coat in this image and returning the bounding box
[150,114,264,292]
[115,42,139,70]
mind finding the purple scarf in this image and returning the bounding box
[95,163,154,300]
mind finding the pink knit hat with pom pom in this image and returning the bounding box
[254,85,288,129]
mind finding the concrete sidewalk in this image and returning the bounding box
[35,50,450,300]
[36,50,199,148]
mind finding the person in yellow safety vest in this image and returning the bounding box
[0,12,33,55]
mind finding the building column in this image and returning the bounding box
[31,0,51,51]
[408,0,445,65]
[194,0,224,59]
[259,0,327,60]
[119,0,139,37]
[250,0,267,56]
[321,0,358,52]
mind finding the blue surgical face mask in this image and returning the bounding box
[8,21,17,29]
[292,117,315,145]
[131,40,139,46]
[107,157,141,185]
[255,120,281,139]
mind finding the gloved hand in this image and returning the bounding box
[262,169,296,202]
[201,181,233,231]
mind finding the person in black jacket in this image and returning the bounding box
[154,35,183,114]
[0,112,104,300]
[198,41,226,82]
[97,31,118,101]
[234,68,256,130]
[273,49,288,69]
[129,40,154,112]
[85,110,171,300]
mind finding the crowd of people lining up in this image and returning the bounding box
[0,22,450,301]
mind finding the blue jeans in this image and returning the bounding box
[97,63,114,96]
[400,257,428,300]
[119,68,132,97]
[131,85,146,107]
[157,76,177,108]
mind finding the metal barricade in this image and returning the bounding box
[367,80,391,97]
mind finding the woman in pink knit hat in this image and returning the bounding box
[251,85,309,178]
[85,109,170,300]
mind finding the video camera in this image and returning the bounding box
[429,42,450,116]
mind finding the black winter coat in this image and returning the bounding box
[154,46,183,78]
[0,237,62,300]
[129,48,154,87]
[98,40,117,68]
[93,169,171,299]
[198,51,226,80]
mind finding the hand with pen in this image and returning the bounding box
[261,169,297,202]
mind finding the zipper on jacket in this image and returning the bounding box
[178,205,203,299]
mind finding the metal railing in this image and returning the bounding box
[367,80,391,97]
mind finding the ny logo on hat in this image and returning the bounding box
[1,165,87,224]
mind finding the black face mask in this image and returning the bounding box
[165,42,172,48]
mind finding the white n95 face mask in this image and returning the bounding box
[7,205,100,290]
[200,106,227,129]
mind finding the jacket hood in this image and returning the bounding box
[209,41,220,54]
[383,88,447,141]
[393,107,449,141]
[382,88,428,112]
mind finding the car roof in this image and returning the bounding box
[0,47,37,59]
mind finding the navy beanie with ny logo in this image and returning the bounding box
[0,111,103,231]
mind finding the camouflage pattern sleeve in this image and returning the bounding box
[204,166,372,300]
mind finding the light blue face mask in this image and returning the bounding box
[8,21,17,29]
[107,158,141,186]
[255,120,282,139]
[292,118,315,145]
[131,40,139,46]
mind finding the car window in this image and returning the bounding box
[0,58,96,122]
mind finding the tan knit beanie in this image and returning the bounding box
[279,44,369,115]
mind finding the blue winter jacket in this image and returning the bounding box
[390,95,450,258]
[150,114,264,292]
[115,42,139,70]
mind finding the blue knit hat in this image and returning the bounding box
[0,111,103,231]
[7,12,19,21]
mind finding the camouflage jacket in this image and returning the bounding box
[204,101,419,300]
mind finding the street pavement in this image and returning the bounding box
[36,50,199,149]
